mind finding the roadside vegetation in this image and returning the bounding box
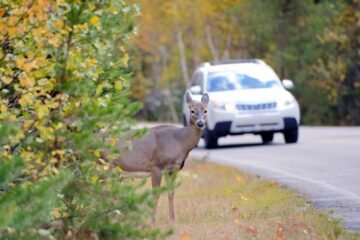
[155,160,360,240]
[0,1,169,239]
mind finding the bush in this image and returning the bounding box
[0,1,169,239]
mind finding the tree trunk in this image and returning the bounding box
[205,24,219,62]
[158,45,179,122]
[163,88,179,123]
[222,33,232,60]
[176,30,190,87]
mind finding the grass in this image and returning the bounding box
[152,159,360,240]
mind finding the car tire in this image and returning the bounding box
[261,132,274,144]
[204,129,218,149]
[284,127,298,144]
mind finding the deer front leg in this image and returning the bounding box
[151,167,162,224]
[168,189,175,222]
[167,171,177,223]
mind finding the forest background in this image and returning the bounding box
[130,0,359,125]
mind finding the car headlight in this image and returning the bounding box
[284,100,293,106]
[282,98,296,108]
[224,103,237,112]
[212,101,237,112]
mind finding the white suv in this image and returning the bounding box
[182,59,300,149]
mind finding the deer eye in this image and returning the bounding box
[204,110,207,113]
[191,110,195,114]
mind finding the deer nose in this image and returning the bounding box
[196,120,204,128]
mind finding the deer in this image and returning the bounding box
[105,92,209,223]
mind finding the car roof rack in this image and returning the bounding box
[210,58,266,65]
[197,59,266,69]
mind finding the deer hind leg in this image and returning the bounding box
[151,167,163,224]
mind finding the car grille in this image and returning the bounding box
[236,102,277,111]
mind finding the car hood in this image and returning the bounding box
[207,88,294,104]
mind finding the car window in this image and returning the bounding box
[236,74,280,89]
[208,75,235,92]
[207,68,281,92]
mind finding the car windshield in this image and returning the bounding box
[207,69,281,92]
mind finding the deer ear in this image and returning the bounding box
[201,93,209,105]
[185,91,192,104]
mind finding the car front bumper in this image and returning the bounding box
[208,107,299,137]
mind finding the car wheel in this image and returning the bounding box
[204,129,218,149]
[284,127,298,143]
[261,132,274,144]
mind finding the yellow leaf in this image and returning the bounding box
[52,167,59,175]
[20,150,35,162]
[0,104,8,113]
[16,58,26,68]
[114,81,123,90]
[8,27,17,37]
[90,15,100,25]
[48,101,60,109]
[0,8,6,17]
[36,125,54,141]
[22,120,33,131]
[94,150,102,158]
[9,131,25,143]
[48,37,61,47]
[121,53,129,67]
[110,137,117,146]
[25,61,39,72]
[54,122,63,130]
[91,175,99,183]
[36,40,45,48]
[54,19,64,29]
[51,208,61,218]
[56,0,66,6]
[36,105,49,119]
[19,93,34,107]
[19,75,35,88]
[33,28,43,37]
[89,58,97,65]
[180,233,192,240]
[1,76,13,84]
[8,16,18,26]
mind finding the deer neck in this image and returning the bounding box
[178,124,203,151]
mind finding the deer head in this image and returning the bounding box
[186,92,209,129]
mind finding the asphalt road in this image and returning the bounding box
[190,126,360,231]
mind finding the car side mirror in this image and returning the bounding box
[189,85,202,94]
[282,79,294,90]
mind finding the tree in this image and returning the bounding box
[0,1,169,239]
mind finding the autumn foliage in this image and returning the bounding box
[132,0,360,125]
[0,1,168,239]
